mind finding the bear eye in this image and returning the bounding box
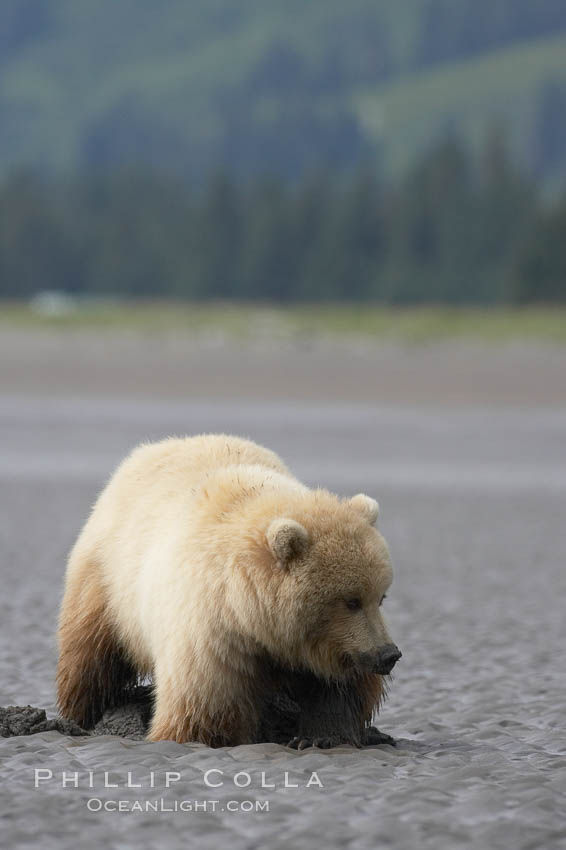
[346,598,362,612]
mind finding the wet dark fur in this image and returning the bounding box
[262,665,391,748]
[58,639,392,747]
[57,603,140,729]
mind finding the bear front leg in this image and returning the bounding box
[148,666,258,747]
[286,673,366,750]
[286,671,392,750]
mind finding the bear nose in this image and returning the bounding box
[375,644,402,675]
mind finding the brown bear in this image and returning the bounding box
[56,435,401,748]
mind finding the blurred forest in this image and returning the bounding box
[1,1,566,303]
[1,133,564,304]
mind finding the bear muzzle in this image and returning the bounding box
[357,644,402,675]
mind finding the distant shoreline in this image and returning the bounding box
[1,319,565,406]
[1,301,566,346]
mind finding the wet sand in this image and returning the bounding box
[1,327,566,405]
[1,330,565,849]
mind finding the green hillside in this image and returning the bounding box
[1,0,566,180]
[355,33,566,179]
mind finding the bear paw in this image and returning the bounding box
[363,726,396,747]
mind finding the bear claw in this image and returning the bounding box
[287,735,356,750]
[288,736,330,750]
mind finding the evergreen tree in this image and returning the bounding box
[512,198,566,303]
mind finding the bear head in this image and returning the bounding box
[247,490,401,680]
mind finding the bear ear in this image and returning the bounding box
[266,519,310,568]
[350,494,379,526]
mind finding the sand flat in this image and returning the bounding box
[1,327,566,405]
[1,331,565,848]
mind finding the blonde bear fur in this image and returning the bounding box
[57,435,398,747]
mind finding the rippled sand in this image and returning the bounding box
[1,334,565,849]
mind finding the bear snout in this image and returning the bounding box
[358,644,402,675]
